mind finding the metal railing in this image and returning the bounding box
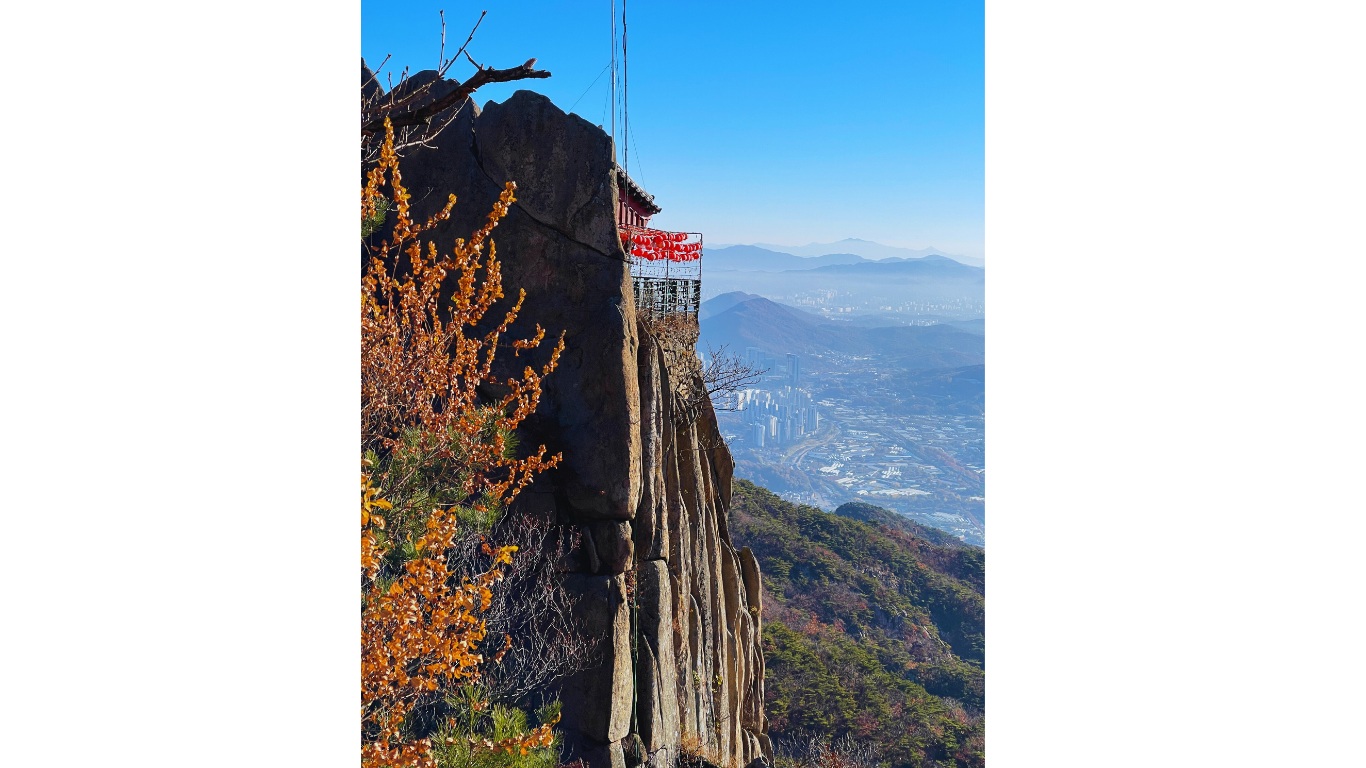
[622,227,703,319]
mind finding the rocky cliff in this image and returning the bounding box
[372,70,769,768]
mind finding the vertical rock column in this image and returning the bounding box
[632,324,769,768]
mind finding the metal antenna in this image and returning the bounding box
[610,0,617,166]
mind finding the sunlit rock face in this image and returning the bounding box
[385,78,769,768]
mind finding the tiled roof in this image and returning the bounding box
[615,165,662,214]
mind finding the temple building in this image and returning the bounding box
[615,165,703,319]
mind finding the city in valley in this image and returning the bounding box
[697,245,985,544]
[712,344,984,546]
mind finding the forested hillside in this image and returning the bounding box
[728,481,985,768]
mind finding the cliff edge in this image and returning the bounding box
[378,75,769,768]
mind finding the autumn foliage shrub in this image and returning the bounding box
[361,119,566,768]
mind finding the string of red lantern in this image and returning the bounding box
[620,226,703,262]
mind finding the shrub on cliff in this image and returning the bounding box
[361,118,567,768]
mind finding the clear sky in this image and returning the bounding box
[362,1,984,259]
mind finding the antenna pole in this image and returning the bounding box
[610,0,617,166]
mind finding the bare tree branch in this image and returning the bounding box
[702,343,766,410]
[436,9,446,72]
[362,53,391,93]
[443,512,599,706]
[361,59,551,137]
[438,9,485,78]
[361,11,549,163]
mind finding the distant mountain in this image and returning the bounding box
[697,290,761,320]
[944,318,985,336]
[712,238,984,267]
[802,254,984,281]
[775,238,954,259]
[833,499,969,547]
[729,480,984,767]
[699,294,983,369]
[702,265,983,319]
[700,294,832,352]
[705,245,866,272]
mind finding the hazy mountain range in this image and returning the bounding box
[699,247,984,322]
[703,245,867,272]
[709,238,984,267]
[699,292,983,369]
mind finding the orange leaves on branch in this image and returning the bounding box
[362,473,392,528]
[361,523,513,764]
[362,119,564,515]
[360,119,564,768]
[361,473,391,579]
[489,717,559,755]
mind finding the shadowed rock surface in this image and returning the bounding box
[372,71,768,768]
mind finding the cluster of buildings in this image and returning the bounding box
[737,387,820,449]
[734,352,820,449]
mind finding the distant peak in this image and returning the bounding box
[713,290,758,300]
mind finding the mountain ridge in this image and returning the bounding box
[709,239,983,268]
[700,293,983,368]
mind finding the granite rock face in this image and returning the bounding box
[383,78,768,768]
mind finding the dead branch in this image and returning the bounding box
[361,11,550,163]
[361,53,391,94]
[361,59,551,138]
[702,343,766,410]
[438,9,485,78]
[437,10,447,72]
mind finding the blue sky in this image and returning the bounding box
[363,1,983,259]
